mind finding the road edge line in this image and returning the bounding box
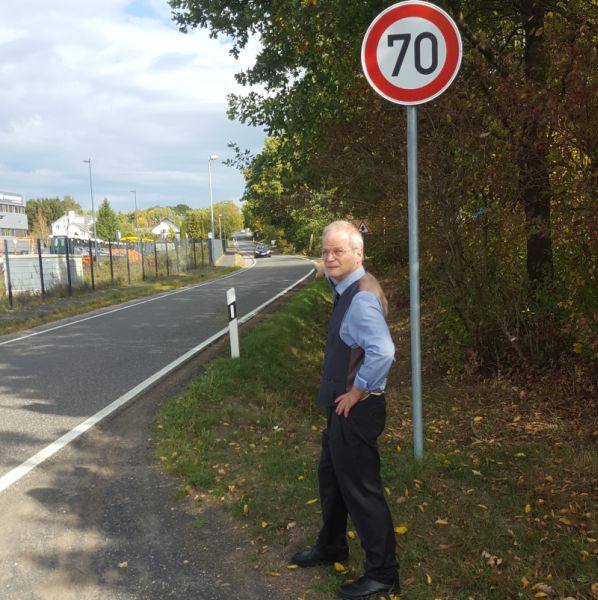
[0,264,314,494]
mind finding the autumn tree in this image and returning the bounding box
[169,0,597,369]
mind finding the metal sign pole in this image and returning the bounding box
[362,1,462,462]
[407,106,424,460]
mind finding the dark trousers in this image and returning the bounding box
[315,395,398,583]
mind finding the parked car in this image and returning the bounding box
[254,243,271,258]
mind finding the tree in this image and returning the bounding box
[185,209,209,240]
[169,0,597,368]
[26,196,83,240]
[172,203,191,216]
[95,199,119,241]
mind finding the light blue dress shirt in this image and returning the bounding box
[329,266,395,393]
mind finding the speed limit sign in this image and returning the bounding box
[361,0,462,105]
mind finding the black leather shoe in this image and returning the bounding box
[336,576,400,599]
[291,546,348,567]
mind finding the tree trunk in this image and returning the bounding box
[520,0,553,285]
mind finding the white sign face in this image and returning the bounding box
[362,1,462,105]
[375,17,447,90]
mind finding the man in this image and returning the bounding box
[291,221,400,599]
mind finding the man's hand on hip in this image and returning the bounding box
[335,387,369,417]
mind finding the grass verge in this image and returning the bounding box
[155,280,597,600]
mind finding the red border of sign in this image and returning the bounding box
[361,1,462,105]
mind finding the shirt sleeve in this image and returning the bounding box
[339,291,395,392]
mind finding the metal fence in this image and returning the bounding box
[0,237,225,308]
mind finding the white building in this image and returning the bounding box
[51,210,95,241]
[0,191,29,244]
[151,218,180,239]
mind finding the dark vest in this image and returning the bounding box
[317,279,365,406]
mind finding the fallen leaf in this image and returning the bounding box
[521,575,529,588]
[347,530,356,539]
[426,573,432,584]
[268,571,281,577]
[590,582,598,599]
[334,562,347,573]
[478,504,488,510]
[473,416,483,423]
[515,452,526,458]
[243,504,248,514]
[287,564,298,569]
[306,498,318,505]
[297,475,305,481]
[472,469,482,476]
[525,504,532,513]
[261,521,268,528]
[435,518,449,526]
[394,526,408,535]
[118,561,128,569]
[558,517,572,525]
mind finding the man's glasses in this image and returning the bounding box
[321,248,353,258]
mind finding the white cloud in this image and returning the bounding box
[0,0,265,212]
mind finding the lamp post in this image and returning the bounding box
[130,189,139,246]
[218,213,222,239]
[83,158,98,261]
[208,154,219,265]
[208,154,218,238]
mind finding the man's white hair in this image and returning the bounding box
[322,220,364,249]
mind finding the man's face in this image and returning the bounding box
[322,229,363,282]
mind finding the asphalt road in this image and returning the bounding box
[0,239,313,599]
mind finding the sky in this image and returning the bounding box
[0,0,265,214]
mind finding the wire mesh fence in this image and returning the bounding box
[0,237,221,309]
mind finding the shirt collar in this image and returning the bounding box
[330,266,365,296]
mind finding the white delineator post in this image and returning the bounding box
[227,287,240,358]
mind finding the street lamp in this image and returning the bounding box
[208,154,218,240]
[208,154,219,266]
[83,158,98,260]
[130,189,138,245]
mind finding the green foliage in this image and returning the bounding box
[26,196,82,240]
[95,198,119,241]
[170,0,597,374]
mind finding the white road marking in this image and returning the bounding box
[0,265,314,493]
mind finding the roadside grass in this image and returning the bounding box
[0,266,237,336]
[155,280,597,600]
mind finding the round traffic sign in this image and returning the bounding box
[361,1,462,105]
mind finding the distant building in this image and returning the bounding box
[151,218,180,239]
[51,210,95,241]
[0,191,29,244]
